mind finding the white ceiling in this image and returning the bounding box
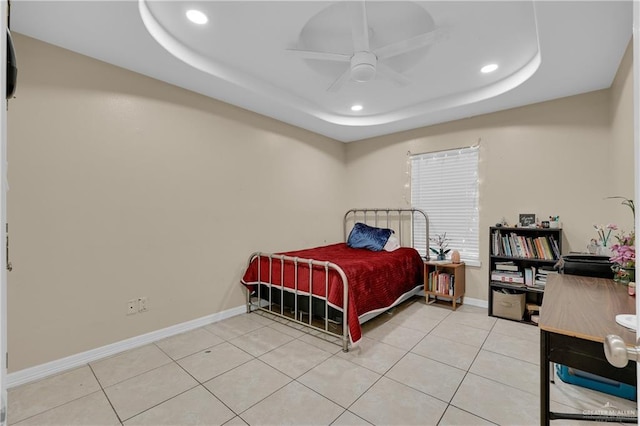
[10,1,633,142]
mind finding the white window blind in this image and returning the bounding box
[411,146,480,265]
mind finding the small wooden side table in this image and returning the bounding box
[424,261,466,310]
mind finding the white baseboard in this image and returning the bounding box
[8,296,490,388]
[7,304,248,388]
[463,297,488,309]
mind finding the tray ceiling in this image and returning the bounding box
[10,1,633,142]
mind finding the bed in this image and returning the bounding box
[241,208,429,352]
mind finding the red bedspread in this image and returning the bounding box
[241,243,424,344]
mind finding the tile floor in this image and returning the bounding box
[7,298,637,425]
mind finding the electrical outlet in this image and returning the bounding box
[127,299,138,315]
[138,296,148,312]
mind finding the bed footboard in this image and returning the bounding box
[244,252,350,352]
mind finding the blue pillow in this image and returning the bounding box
[347,222,393,251]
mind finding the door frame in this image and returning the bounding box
[634,1,639,423]
[0,0,8,424]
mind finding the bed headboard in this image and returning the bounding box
[343,208,430,258]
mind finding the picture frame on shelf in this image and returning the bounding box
[519,214,536,227]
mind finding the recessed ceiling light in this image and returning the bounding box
[481,63,498,74]
[186,9,208,25]
[351,104,363,112]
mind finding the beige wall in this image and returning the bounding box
[7,34,346,372]
[345,41,634,302]
[7,33,634,373]
[610,41,635,230]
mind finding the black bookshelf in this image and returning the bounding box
[488,226,562,324]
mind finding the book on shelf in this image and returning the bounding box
[512,234,524,257]
[525,237,536,259]
[549,235,561,259]
[491,270,523,277]
[526,303,541,313]
[535,273,547,282]
[491,230,500,255]
[524,268,533,286]
[491,229,560,260]
[427,270,455,295]
[533,270,557,287]
[495,261,518,271]
[503,236,512,256]
[540,237,554,260]
[491,270,525,284]
[534,238,544,259]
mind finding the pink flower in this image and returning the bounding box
[610,234,635,268]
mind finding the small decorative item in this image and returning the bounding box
[608,196,635,285]
[549,216,560,228]
[593,223,617,256]
[541,221,550,228]
[519,214,536,228]
[612,264,635,284]
[451,250,461,263]
[610,231,635,283]
[429,233,450,261]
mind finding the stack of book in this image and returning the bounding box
[527,303,541,324]
[491,262,559,288]
[491,261,524,284]
[516,266,558,288]
[533,267,557,288]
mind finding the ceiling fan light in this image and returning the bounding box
[186,9,208,25]
[350,51,377,83]
[351,63,376,82]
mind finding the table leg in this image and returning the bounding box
[541,330,550,426]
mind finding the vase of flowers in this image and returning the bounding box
[608,197,635,284]
[611,231,635,284]
[429,233,451,261]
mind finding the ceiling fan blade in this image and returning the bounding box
[374,28,446,60]
[347,1,370,52]
[377,62,410,87]
[286,49,351,62]
[327,68,352,92]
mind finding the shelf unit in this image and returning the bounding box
[488,226,562,324]
[424,261,465,310]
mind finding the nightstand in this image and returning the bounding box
[424,261,466,310]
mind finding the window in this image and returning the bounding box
[411,146,480,265]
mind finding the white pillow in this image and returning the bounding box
[383,234,401,252]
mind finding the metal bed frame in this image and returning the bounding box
[245,208,429,352]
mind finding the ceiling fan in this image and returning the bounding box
[288,1,445,92]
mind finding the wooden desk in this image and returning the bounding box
[540,274,636,424]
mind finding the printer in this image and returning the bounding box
[560,254,613,279]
